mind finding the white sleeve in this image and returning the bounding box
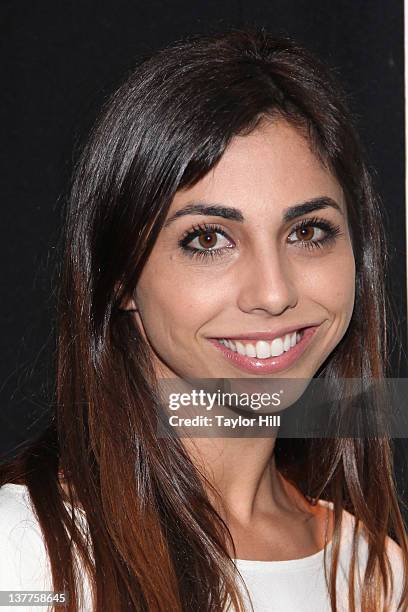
[0,485,53,611]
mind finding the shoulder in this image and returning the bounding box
[0,483,53,590]
[339,506,406,606]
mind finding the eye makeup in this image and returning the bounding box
[177,217,342,261]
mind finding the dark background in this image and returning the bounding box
[1,1,407,508]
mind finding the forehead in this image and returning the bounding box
[171,119,345,218]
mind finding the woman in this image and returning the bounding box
[0,27,407,612]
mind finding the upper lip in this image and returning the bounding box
[210,323,321,343]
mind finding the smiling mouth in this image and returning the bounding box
[216,329,305,359]
[207,326,319,374]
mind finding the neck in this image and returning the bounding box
[181,434,307,526]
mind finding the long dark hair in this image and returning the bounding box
[1,27,407,611]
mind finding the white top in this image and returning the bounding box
[0,484,405,611]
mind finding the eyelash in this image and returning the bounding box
[178,217,342,261]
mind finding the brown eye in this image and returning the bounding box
[178,223,235,260]
[198,231,218,248]
[286,217,341,252]
[183,227,231,253]
[288,223,325,246]
[295,226,315,241]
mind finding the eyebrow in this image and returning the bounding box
[163,196,343,228]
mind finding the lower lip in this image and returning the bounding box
[208,327,319,374]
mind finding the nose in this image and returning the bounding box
[236,249,298,316]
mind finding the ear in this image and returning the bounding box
[115,282,138,311]
[119,296,138,311]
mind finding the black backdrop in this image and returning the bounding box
[1,1,407,508]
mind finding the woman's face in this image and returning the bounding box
[129,119,355,381]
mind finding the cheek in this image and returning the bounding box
[301,249,356,318]
[333,251,356,317]
[135,257,224,343]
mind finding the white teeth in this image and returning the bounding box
[218,330,303,359]
[283,333,291,352]
[245,343,257,357]
[235,341,246,355]
[255,340,271,359]
[271,337,284,357]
